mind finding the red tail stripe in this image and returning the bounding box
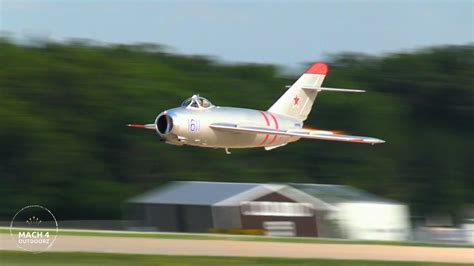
[305,62,329,75]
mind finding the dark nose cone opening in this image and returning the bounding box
[156,114,173,135]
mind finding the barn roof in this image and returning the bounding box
[127,181,260,205]
[291,183,398,204]
[127,181,399,207]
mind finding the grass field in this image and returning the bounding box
[0,251,471,266]
[2,227,472,249]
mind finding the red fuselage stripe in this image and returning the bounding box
[260,111,270,126]
[269,113,279,129]
[259,111,270,145]
[268,112,279,144]
[260,134,270,145]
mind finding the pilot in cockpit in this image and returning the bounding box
[181,95,214,109]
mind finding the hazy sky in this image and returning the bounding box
[1,0,472,67]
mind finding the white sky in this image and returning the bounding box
[1,0,472,67]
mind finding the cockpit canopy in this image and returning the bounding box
[181,95,214,109]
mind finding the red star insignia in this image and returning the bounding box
[293,95,300,106]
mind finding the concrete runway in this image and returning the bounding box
[1,233,473,263]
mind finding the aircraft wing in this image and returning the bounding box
[209,123,385,145]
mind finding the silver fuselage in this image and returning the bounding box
[156,106,302,149]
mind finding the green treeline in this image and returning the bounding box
[1,38,472,221]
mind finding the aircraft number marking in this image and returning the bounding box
[188,119,200,132]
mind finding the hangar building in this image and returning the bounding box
[292,183,410,240]
[125,181,410,240]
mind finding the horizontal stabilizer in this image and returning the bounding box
[127,124,155,130]
[210,123,385,145]
[303,87,365,93]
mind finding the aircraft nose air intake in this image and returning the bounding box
[155,113,174,136]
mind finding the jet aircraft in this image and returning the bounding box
[128,62,385,154]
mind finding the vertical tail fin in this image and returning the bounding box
[268,62,328,121]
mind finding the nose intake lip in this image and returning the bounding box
[156,114,173,135]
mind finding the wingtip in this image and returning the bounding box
[372,139,386,144]
[363,137,386,145]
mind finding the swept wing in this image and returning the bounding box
[210,123,385,145]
